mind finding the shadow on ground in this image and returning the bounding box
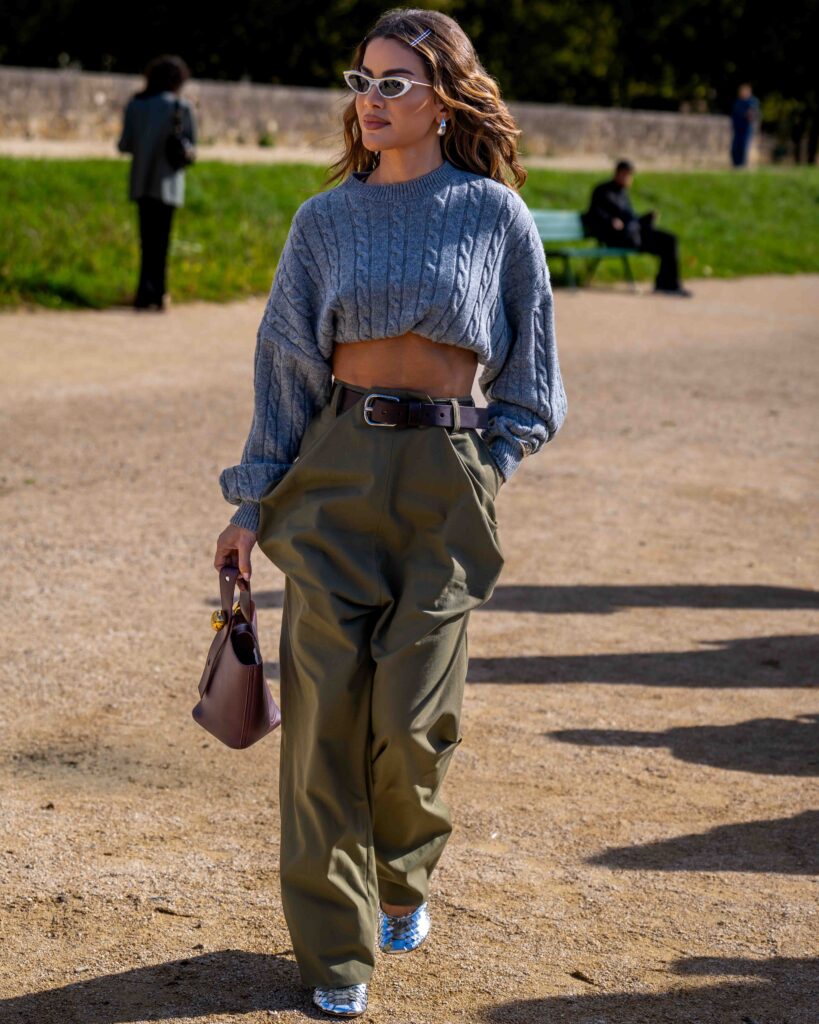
[0,951,321,1023]
[549,714,819,774]
[484,956,818,1023]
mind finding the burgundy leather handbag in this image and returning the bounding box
[192,565,281,748]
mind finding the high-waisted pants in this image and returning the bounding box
[256,378,506,987]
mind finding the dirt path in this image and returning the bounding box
[0,137,734,171]
[1,275,817,1022]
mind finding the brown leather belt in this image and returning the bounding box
[336,385,489,429]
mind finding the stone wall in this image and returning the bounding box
[0,65,758,168]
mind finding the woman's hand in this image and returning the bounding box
[214,524,257,581]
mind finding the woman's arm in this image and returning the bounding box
[480,202,568,482]
[219,207,332,534]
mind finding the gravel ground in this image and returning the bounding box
[1,274,817,1023]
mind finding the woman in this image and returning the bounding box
[117,54,197,311]
[214,10,567,1019]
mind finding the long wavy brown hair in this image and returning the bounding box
[322,8,527,193]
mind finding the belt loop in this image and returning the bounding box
[449,397,461,433]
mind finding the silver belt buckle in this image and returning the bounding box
[363,392,401,426]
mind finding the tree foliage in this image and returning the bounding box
[0,1,815,155]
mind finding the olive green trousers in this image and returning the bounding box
[256,378,505,987]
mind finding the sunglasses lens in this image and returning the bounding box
[346,73,370,94]
[379,78,408,98]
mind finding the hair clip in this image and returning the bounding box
[409,27,432,47]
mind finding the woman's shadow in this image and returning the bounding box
[0,950,332,1022]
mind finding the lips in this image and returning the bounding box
[363,118,390,128]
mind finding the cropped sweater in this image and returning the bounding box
[220,157,568,533]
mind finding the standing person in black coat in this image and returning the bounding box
[583,159,692,297]
[117,55,197,311]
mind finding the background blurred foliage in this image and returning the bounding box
[0,1,816,159]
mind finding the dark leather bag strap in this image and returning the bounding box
[198,568,255,699]
[219,565,253,622]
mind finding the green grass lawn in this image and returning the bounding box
[1,157,817,309]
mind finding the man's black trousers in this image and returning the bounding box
[603,214,681,291]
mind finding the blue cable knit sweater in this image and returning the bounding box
[220,157,568,533]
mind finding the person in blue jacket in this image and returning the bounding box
[731,83,760,168]
[117,55,197,311]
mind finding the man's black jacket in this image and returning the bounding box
[583,179,642,246]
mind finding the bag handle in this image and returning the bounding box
[197,568,256,700]
[218,565,253,623]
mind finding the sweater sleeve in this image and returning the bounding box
[480,202,568,483]
[219,206,332,533]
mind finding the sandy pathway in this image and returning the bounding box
[1,275,817,1022]
[0,138,702,170]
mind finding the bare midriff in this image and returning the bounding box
[331,332,478,399]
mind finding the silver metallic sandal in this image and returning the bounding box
[378,900,431,954]
[312,983,369,1017]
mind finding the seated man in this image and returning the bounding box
[583,159,692,297]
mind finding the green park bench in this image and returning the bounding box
[529,209,637,291]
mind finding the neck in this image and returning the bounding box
[367,151,445,186]
[347,157,462,202]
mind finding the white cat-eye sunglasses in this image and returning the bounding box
[342,69,434,99]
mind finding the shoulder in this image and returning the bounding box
[446,170,540,257]
[286,186,354,247]
[274,194,333,273]
[158,91,191,109]
[294,190,328,216]
[286,192,330,241]
[292,181,348,219]
[455,169,526,220]
[479,178,539,251]
[444,170,543,271]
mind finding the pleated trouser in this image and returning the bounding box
[256,377,506,987]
